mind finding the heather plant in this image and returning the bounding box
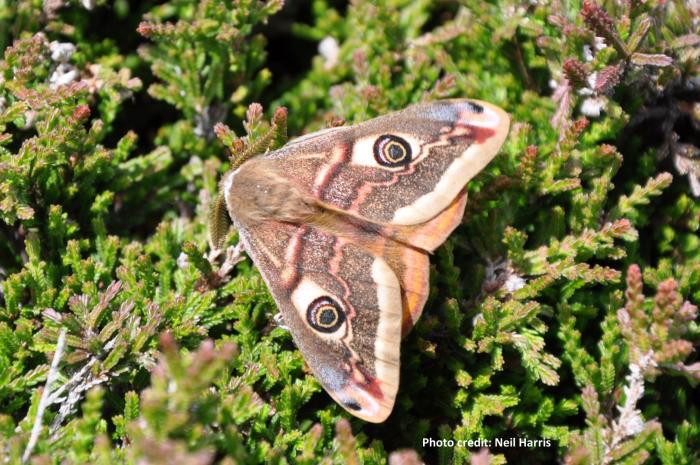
[0,1,698,464]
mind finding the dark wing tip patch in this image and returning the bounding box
[343,400,362,411]
[466,101,484,113]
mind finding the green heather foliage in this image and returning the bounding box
[0,0,699,464]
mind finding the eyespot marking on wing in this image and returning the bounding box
[306,296,346,333]
[351,133,423,169]
[291,278,349,341]
[373,135,412,167]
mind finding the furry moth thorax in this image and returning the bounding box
[216,99,510,423]
[223,158,320,225]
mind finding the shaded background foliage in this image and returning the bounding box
[0,1,699,464]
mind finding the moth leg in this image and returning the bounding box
[273,312,290,331]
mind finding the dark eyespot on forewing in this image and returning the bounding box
[373,135,412,168]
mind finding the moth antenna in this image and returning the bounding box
[229,107,289,170]
[208,191,230,251]
[230,132,268,168]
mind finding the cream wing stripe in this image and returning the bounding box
[391,144,491,224]
[371,258,402,395]
[392,105,509,225]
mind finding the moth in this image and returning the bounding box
[210,100,510,422]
